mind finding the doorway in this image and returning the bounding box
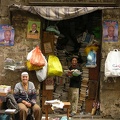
[42,10,102,115]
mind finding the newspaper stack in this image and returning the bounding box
[45,99,64,110]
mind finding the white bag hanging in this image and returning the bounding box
[105,49,120,77]
[36,55,47,82]
[27,48,35,60]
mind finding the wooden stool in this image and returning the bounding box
[44,102,71,120]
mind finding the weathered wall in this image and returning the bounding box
[100,9,120,119]
[0,0,44,105]
[1,0,120,118]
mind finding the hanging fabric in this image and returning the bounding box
[9,4,109,21]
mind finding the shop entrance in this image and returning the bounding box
[42,10,102,115]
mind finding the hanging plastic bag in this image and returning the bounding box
[36,56,48,82]
[30,46,45,67]
[85,46,99,55]
[26,61,43,71]
[47,55,63,76]
[86,50,97,68]
[105,49,120,77]
[27,48,35,61]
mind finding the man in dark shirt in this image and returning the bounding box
[67,56,82,117]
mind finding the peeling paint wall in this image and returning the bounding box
[100,9,120,119]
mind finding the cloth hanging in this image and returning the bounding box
[9,4,113,21]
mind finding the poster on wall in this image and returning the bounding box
[0,25,14,46]
[103,20,118,42]
[27,20,40,39]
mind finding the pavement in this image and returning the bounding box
[42,113,114,120]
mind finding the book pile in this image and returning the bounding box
[78,67,89,111]
[80,77,89,101]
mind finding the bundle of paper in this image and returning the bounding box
[45,99,61,104]
[0,85,11,96]
[5,109,16,113]
[45,99,64,110]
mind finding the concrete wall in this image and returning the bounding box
[100,9,120,119]
[0,0,43,105]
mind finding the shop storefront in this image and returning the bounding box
[0,0,120,119]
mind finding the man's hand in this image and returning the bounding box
[22,100,32,108]
[67,70,73,77]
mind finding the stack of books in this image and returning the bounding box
[78,67,89,111]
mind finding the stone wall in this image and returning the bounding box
[100,9,120,119]
[0,1,44,105]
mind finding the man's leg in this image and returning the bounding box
[68,87,73,113]
[71,88,79,114]
[18,103,28,120]
[69,87,79,117]
[32,104,42,120]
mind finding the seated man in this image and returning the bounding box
[14,72,42,120]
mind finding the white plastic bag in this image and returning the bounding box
[105,49,120,77]
[72,69,82,76]
[27,48,35,60]
[36,56,47,82]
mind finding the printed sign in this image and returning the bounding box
[103,20,118,42]
[0,25,14,46]
[27,20,40,39]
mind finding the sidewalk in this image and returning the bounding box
[42,113,114,120]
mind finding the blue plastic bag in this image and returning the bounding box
[86,50,97,68]
[0,114,10,120]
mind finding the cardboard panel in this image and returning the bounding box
[42,32,55,55]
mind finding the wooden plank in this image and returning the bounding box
[42,90,53,113]
[85,99,94,113]
[88,80,98,100]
